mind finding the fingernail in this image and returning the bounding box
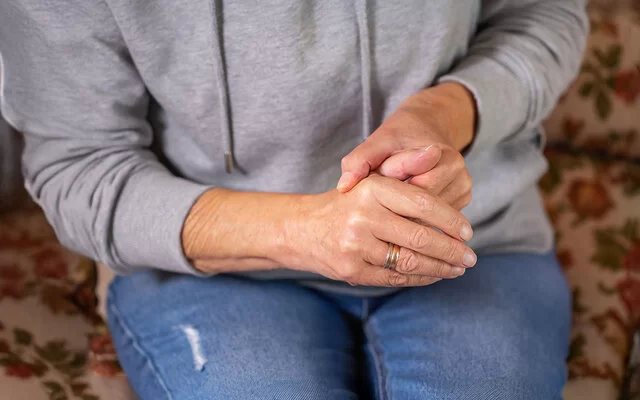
[460,224,473,241]
[463,251,477,267]
[336,173,353,192]
[451,267,465,276]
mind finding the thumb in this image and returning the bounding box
[377,145,442,181]
[337,136,398,193]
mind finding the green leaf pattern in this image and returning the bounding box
[0,327,99,399]
[592,229,629,270]
[579,43,627,121]
[14,328,32,346]
[591,220,639,271]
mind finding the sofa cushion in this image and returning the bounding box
[540,150,640,399]
[0,204,134,399]
[543,5,640,159]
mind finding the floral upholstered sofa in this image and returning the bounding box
[1,1,640,399]
[542,1,640,398]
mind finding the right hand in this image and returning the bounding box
[280,174,477,287]
[374,145,473,211]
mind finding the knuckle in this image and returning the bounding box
[446,215,461,232]
[463,174,473,193]
[451,162,464,175]
[365,174,381,187]
[414,192,435,213]
[340,215,366,252]
[422,180,438,193]
[338,236,359,254]
[441,240,460,262]
[461,193,472,207]
[419,276,441,286]
[409,175,436,192]
[453,152,466,167]
[345,211,367,230]
[408,227,430,250]
[357,180,376,200]
[340,155,353,170]
[386,272,408,287]
[397,250,419,274]
[338,262,360,282]
[433,259,451,278]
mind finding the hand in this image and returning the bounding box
[337,82,476,210]
[279,174,477,287]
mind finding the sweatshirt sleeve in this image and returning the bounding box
[438,0,589,155]
[0,0,211,275]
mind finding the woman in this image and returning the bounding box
[0,1,587,398]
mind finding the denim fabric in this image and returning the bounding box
[107,252,571,399]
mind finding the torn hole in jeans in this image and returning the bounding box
[178,325,207,371]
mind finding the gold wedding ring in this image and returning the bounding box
[384,243,401,270]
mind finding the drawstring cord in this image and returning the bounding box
[210,0,235,173]
[214,0,373,172]
[355,0,373,141]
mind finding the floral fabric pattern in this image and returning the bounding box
[0,205,132,400]
[0,325,99,400]
[543,5,640,158]
[1,1,640,400]
[541,150,640,400]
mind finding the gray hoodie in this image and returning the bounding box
[0,0,587,294]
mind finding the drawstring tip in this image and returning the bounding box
[224,152,234,174]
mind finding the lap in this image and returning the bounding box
[367,251,571,400]
[108,251,571,400]
[107,273,359,400]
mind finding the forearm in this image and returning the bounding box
[412,82,477,152]
[181,188,306,274]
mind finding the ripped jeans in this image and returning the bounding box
[107,251,570,400]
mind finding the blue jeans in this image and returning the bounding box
[107,252,571,399]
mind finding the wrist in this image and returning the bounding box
[181,188,305,266]
[418,82,477,151]
[271,192,326,267]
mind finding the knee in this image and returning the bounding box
[450,311,568,398]
[472,327,567,399]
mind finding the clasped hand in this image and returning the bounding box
[282,82,478,287]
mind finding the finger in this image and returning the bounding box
[407,166,449,195]
[408,151,464,194]
[450,192,473,211]
[377,145,442,181]
[354,266,442,287]
[371,211,477,267]
[437,173,473,209]
[337,133,400,193]
[362,238,466,279]
[372,177,473,242]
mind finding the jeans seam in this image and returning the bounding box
[365,317,390,400]
[108,289,175,400]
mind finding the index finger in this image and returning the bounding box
[372,177,473,242]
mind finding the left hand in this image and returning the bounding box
[337,82,477,211]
